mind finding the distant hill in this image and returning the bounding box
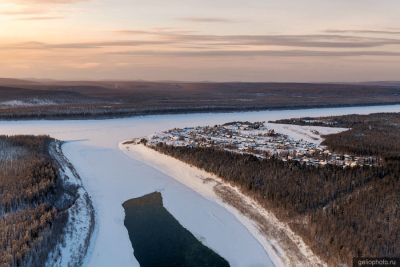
[356,81,400,87]
[0,79,399,119]
[0,78,41,86]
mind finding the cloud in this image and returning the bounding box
[115,28,197,36]
[66,62,100,69]
[109,49,400,58]
[0,0,87,17]
[326,29,400,35]
[5,29,400,61]
[10,0,86,4]
[114,29,400,49]
[4,40,173,50]
[178,34,400,48]
[177,17,240,23]
[16,27,392,52]
[17,15,64,20]
[0,6,44,15]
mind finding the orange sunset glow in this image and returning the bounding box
[1,0,400,81]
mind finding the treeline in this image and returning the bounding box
[151,134,400,265]
[1,81,400,120]
[0,136,74,267]
[274,112,400,158]
[1,103,399,121]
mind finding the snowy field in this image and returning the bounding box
[0,105,399,267]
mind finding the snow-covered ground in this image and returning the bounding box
[0,104,399,267]
[120,143,278,267]
[265,123,347,145]
[143,121,351,167]
[120,143,326,267]
[46,142,94,267]
[0,98,56,107]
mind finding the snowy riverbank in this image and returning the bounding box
[121,143,328,267]
[0,104,398,267]
[46,142,95,267]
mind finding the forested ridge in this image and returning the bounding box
[0,136,76,267]
[151,113,400,266]
[0,81,400,120]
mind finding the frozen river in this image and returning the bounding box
[1,105,399,267]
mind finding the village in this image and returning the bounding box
[143,121,380,168]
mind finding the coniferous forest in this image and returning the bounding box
[0,136,75,267]
[152,112,400,266]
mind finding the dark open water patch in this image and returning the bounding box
[122,192,230,267]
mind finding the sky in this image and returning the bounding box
[1,0,400,82]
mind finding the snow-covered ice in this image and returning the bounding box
[0,104,399,267]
